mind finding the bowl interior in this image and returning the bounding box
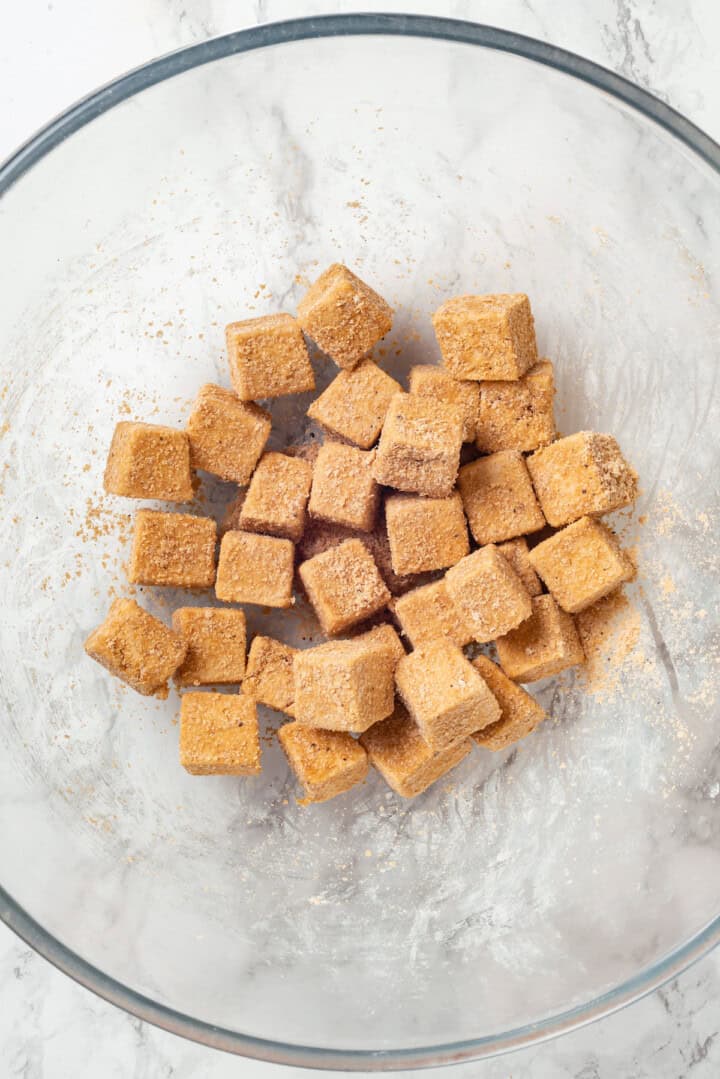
[1,27,720,1060]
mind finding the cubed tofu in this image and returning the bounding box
[385,491,469,576]
[528,516,635,613]
[172,607,247,687]
[293,625,400,732]
[445,545,532,643]
[239,452,313,542]
[475,360,556,452]
[84,598,186,699]
[395,639,500,750]
[307,359,401,448]
[308,442,379,532]
[243,635,298,716]
[226,313,315,400]
[457,450,545,545]
[278,722,369,804]
[298,538,390,635]
[361,705,472,797]
[180,692,261,775]
[526,432,638,527]
[495,594,585,682]
[297,263,393,369]
[127,510,217,589]
[408,365,479,442]
[186,383,271,484]
[215,530,294,608]
[432,293,538,380]
[471,655,546,750]
[392,579,473,649]
[104,421,193,502]
[373,393,463,498]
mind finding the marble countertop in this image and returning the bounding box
[1,2,719,1076]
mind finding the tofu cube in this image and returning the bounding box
[128,510,217,588]
[496,537,543,597]
[385,492,469,576]
[278,722,369,804]
[225,313,315,400]
[395,639,501,750]
[476,359,556,452]
[432,293,538,380]
[298,538,390,635]
[307,359,401,448]
[243,635,298,716]
[297,514,420,597]
[239,452,313,542]
[84,598,186,699]
[308,442,379,532]
[408,364,480,442]
[445,545,532,643]
[392,579,473,649]
[297,263,393,369]
[373,393,463,498]
[293,625,401,732]
[104,421,193,502]
[180,692,261,775]
[495,594,585,682]
[528,516,635,614]
[471,655,546,750]
[172,607,247,687]
[527,432,638,527]
[186,383,271,484]
[215,530,294,607]
[361,705,473,798]
[458,450,545,545]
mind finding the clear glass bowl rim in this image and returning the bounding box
[1,13,719,1070]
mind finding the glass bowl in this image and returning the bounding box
[1,15,719,1071]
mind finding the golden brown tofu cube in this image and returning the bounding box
[186,384,271,484]
[85,598,186,699]
[495,594,585,682]
[172,607,247,687]
[297,513,421,597]
[238,452,313,542]
[432,293,538,381]
[458,450,545,545]
[471,655,546,750]
[243,635,298,716]
[297,263,393,370]
[392,579,473,649]
[278,722,369,804]
[527,432,638,527]
[361,704,473,798]
[528,516,635,614]
[476,360,556,453]
[307,359,401,448]
[496,537,543,597]
[445,545,532,644]
[104,421,193,502]
[308,442,379,532]
[215,530,294,608]
[373,393,463,498]
[408,365,480,442]
[395,639,500,750]
[385,492,469,576]
[293,625,401,732]
[180,692,261,775]
[128,510,217,589]
[226,313,315,400]
[298,538,390,635]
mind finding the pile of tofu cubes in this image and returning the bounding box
[86,264,637,804]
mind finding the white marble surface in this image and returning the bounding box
[1,1,720,1076]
